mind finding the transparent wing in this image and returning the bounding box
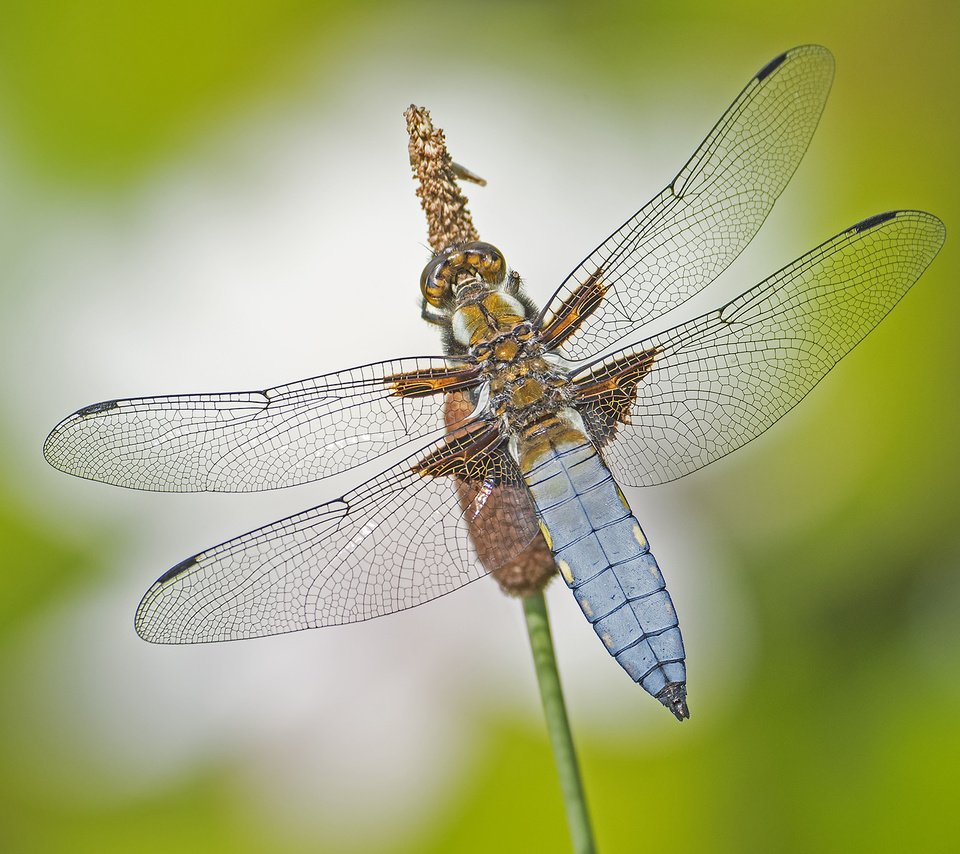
[542,44,834,361]
[44,357,477,492]
[135,439,540,643]
[575,211,945,487]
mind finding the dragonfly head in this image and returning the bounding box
[421,241,534,347]
[421,241,507,306]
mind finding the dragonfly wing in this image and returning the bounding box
[572,211,945,487]
[542,44,834,361]
[135,434,540,643]
[44,357,480,492]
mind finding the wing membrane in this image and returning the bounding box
[542,44,834,360]
[135,441,540,643]
[44,357,475,492]
[575,211,945,486]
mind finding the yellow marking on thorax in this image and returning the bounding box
[454,292,527,347]
[493,338,519,361]
[456,305,488,346]
[511,377,546,408]
[481,293,524,327]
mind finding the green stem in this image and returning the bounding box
[522,592,597,854]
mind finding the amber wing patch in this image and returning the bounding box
[415,401,550,590]
[572,347,658,443]
[412,421,510,482]
[417,391,554,594]
[541,268,606,349]
[385,364,481,398]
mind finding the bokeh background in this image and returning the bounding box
[2,1,957,852]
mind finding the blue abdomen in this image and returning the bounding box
[519,428,689,719]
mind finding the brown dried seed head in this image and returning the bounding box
[404,105,480,253]
[490,539,558,597]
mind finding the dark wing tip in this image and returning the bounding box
[76,400,120,417]
[849,210,899,233]
[136,556,200,643]
[755,51,788,82]
[657,682,690,721]
[755,44,834,84]
[845,210,946,251]
[155,555,199,585]
[44,400,121,466]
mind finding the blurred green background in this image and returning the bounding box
[2,1,958,852]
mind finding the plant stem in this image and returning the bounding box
[522,591,596,854]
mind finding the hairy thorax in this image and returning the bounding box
[419,241,587,463]
[475,328,573,440]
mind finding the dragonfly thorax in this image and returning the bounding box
[472,327,572,432]
[451,291,529,348]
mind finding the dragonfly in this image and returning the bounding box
[44,45,944,721]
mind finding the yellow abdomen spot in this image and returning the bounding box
[632,524,649,550]
[538,521,553,551]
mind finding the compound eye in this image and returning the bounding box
[420,255,452,307]
[461,241,506,285]
[421,277,448,307]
